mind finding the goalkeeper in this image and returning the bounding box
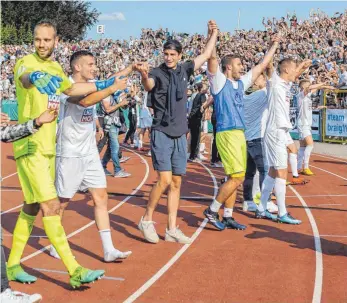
[7,20,123,288]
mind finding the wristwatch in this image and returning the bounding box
[33,118,42,129]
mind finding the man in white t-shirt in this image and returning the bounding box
[256,58,312,225]
[52,50,134,262]
[243,67,278,214]
[296,79,334,175]
[203,33,280,231]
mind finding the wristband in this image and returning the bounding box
[33,118,42,129]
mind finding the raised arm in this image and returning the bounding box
[311,84,335,94]
[207,22,219,75]
[137,62,155,92]
[63,82,99,96]
[295,59,312,80]
[194,20,219,71]
[110,62,147,79]
[266,58,274,79]
[110,64,134,78]
[302,82,335,96]
[250,34,280,83]
[68,77,128,107]
[19,70,99,97]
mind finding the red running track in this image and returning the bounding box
[1,140,346,303]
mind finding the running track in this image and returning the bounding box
[1,138,346,303]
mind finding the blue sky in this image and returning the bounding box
[86,1,346,40]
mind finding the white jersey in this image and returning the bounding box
[244,87,269,141]
[56,77,98,158]
[207,65,253,94]
[297,91,313,128]
[265,71,292,134]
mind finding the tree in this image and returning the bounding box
[1,1,100,42]
[25,23,34,44]
[18,23,26,45]
[0,24,18,45]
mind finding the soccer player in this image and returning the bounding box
[203,32,281,231]
[255,59,312,225]
[242,62,278,213]
[7,20,120,288]
[297,80,334,175]
[49,50,133,262]
[136,20,219,244]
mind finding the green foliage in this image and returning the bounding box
[1,1,100,44]
[1,24,18,45]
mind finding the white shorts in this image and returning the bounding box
[298,126,312,140]
[286,132,294,146]
[55,152,106,199]
[139,116,152,129]
[264,129,288,169]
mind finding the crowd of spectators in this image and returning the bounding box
[1,9,347,107]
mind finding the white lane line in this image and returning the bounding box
[1,204,22,215]
[320,235,347,238]
[1,189,21,192]
[289,185,322,303]
[313,154,347,163]
[33,268,124,281]
[310,165,347,181]
[131,205,202,208]
[0,172,18,182]
[21,149,149,263]
[123,162,218,303]
[2,233,47,238]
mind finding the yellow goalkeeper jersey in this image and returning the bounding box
[13,53,71,159]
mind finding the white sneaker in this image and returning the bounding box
[0,288,42,303]
[147,150,151,157]
[242,200,258,212]
[114,170,131,178]
[198,153,207,161]
[138,216,159,243]
[267,201,278,213]
[165,227,191,244]
[104,249,132,262]
[119,156,130,163]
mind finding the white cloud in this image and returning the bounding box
[99,12,126,21]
